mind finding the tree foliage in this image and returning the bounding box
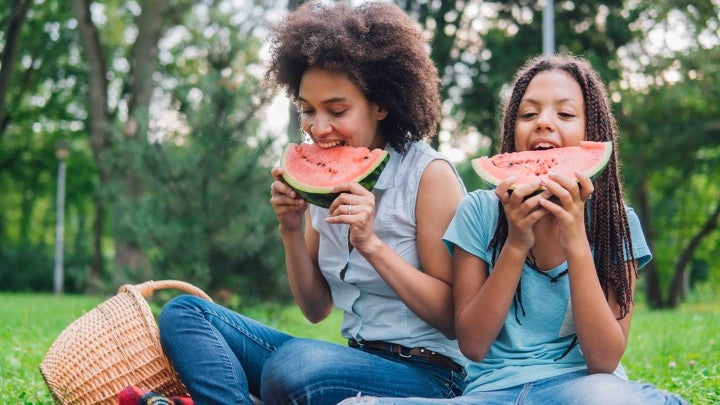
[0,0,718,308]
[617,6,720,306]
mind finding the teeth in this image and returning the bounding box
[533,143,554,150]
[316,141,344,148]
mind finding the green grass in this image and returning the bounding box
[1,293,717,404]
[624,302,720,403]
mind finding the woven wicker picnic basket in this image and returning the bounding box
[39,280,212,405]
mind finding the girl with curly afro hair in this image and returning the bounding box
[160,2,468,403]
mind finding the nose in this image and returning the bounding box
[308,113,332,137]
[535,111,556,132]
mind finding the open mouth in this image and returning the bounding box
[316,140,347,148]
[532,143,556,151]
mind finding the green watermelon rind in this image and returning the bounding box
[281,146,390,209]
[471,141,613,190]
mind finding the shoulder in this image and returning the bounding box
[455,190,499,225]
[462,189,498,209]
[409,142,462,182]
[398,141,464,190]
[624,205,640,223]
[622,205,645,235]
[443,189,498,258]
[421,159,461,186]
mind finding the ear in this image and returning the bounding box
[376,105,388,121]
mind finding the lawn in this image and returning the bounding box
[1,292,717,404]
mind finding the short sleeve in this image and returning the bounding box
[625,206,652,270]
[442,190,498,265]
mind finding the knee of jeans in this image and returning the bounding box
[576,373,623,393]
[159,295,203,334]
[563,373,679,404]
[585,375,688,404]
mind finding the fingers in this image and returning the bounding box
[498,179,549,226]
[325,183,375,225]
[270,179,298,199]
[269,176,306,218]
[496,178,547,205]
[331,204,355,217]
[542,172,594,204]
[575,172,595,201]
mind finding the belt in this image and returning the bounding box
[348,338,462,372]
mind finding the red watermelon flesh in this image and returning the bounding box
[471,141,612,189]
[281,143,390,208]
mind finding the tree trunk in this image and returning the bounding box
[426,0,459,151]
[85,195,105,294]
[285,0,304,138]
[70,0,113,291]
[0,0,33,137]
[667,192,720,307]
[632,179,665,308]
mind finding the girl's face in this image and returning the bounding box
[297,68,387,150]
[514,70,586,152]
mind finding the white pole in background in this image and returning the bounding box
[543,0,555,55]
[54,139,69,295]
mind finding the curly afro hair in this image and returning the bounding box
[264,1,442,154]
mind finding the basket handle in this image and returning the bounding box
[121,279,214,302]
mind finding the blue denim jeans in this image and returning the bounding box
[338,371,687,405]
[159,295,466,405]
[337,370,689,405]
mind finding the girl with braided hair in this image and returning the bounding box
[159,1,467,403]
[340,54,687,404]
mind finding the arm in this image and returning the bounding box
[541,173,634,373]
[325,159,463,338]
[453,245,524,361]
[566,246,636,374]
[271,168,333,323]
[454,179,551,361]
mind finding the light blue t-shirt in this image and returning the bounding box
[442,190,652,393]
[310,141,468,366]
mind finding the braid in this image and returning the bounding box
[490,54,636,320]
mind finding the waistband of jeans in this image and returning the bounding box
[348,338,462,372]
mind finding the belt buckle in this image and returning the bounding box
[398,345,412,358]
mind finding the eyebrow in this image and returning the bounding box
[298,96,350,106]
[520,97,581,105]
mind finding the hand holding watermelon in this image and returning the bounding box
[270,167,308,232]
[324,181,380,253]
[536,171,595,252]
[495,177,552,251]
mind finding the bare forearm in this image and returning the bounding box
[357,235,456,337]
[280,226,332,323]
[456,244,526,361]
[567,248,627,373]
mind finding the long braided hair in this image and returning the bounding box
[489,54,637,321]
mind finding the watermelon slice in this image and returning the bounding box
[471,141,612,189]
[281,143,390,208]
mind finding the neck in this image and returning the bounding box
[531,217,563,271]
